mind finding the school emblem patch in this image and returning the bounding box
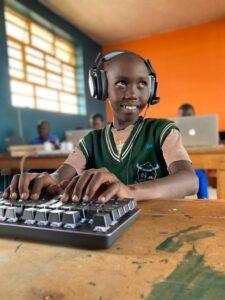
[136,162,159,183]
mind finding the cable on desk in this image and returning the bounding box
[20,151,39,175]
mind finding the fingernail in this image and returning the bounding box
[21,193,27,199]
[31,193,38,200]
[83,195,88,201]
[11,192,17,199]
[61,194,68,202]
[72,195,78,202]
[99,196,105,203]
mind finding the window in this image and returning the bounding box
[5,6,80,114]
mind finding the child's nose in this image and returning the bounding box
[125,84,137,99]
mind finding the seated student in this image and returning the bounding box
[89,113,104,130]
[29,120,60,149]
[4,51,198,202]
[178,103,209,199]
[178,103,195,117]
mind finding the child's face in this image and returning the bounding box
[106,54,150,124]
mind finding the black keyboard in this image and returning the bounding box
[0,198,140,249]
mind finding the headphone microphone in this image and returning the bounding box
[88,50,160,106]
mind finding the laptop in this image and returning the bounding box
[169,115,219,148]
[65,129,91,146]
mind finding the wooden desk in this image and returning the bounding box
[0,146,225,198]
[0,154,67,169]
[0,199,225,299]
[188,147,225,198]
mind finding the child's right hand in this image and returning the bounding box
[2,172,60,201]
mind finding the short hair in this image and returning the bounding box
[90,113,104,122]
[179,103,194,111]
[37,120,50,128]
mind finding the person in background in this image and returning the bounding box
[29,120,60,149]
[178,103,209,199]
[89,113,104,130]
[178,103,195,117]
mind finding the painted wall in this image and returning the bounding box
[104,19,225,130]
[0,0,104,151]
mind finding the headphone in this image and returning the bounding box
[88,50,160,106]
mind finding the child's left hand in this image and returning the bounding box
[61,167,134,203]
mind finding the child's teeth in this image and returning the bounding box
[125,105,136,110]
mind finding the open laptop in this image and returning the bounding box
[169,115,219,148]
[65,129,91,146]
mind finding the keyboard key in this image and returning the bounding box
[86,207,100,219]
[0,206,7,218]
[93,213,112,228]
[35,208,51,222]
[22,207,37,221]
[48,209,63,223]
[71,203,89,218]
[122,203,129,214]
[127,199,136,210]
[100,207,120,222]
[37,199,59,208]
[62,211,81,228]
[49,201,64,209]
[117,206,125,217]
[5,206,23,219]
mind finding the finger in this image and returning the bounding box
[59,180,70,189]
[61,176,79,202]
[45,184,62,198]
[30,175,47,200]
[98,182,120,203]
[3,186,10,199]
[73,171,95,201]
[10,174,20,200]
[18,173,39,200]
[84,172,113,202]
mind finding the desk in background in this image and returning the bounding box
[188,147,225,198]
[0,199,225,299]
[0,146,225,197]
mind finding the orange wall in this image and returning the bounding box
[104,19,225,130]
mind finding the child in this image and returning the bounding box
[3,51,198,202]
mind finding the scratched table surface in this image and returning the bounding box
[1,199,225,300]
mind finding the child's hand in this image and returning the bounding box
[3,172,61,201]
[61,167,134,203]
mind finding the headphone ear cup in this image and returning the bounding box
[100,69,108,101]
[148,75,156,105]
[88,70,97,98]
[96,69,103,100]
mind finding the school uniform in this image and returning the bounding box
[64,117,191,185]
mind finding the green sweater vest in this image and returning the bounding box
[79,117,178,184]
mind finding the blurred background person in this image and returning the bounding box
[178,103,209,199]
[89,113,104,130]
[178,103,195,117]
[29,120,60,149]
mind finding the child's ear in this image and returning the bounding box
[106,98,112,109]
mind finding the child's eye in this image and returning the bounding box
[138,81,147,88]
[116,81,127,87]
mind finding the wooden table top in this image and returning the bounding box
[0,146,225,170]
[1,198,225,299]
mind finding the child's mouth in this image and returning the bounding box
[120,104,140,112]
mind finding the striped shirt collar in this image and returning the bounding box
[105,116,145,162]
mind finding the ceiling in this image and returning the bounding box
[40,0,225,45]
